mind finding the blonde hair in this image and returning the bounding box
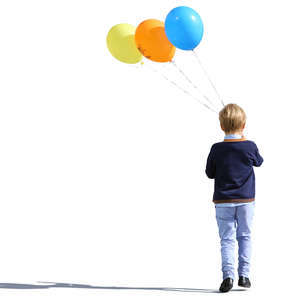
[219,103,246,134]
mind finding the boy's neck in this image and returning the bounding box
[223,131,246,142]
[225,131,244,136]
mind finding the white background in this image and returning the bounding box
[0,0,299,299]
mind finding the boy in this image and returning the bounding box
[205,104,263,293]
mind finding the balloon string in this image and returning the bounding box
[142,63,217,113]
[192,50,225,107]
[170,60,219,111]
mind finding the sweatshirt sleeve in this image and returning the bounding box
[205,145,216,179]
[249,143,264,167]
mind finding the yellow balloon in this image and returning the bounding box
[107,23,142,64]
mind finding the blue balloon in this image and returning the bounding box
[165,6,204,51]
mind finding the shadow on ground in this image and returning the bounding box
[0,282,247,293]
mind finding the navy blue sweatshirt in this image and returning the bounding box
[205,138,263,203]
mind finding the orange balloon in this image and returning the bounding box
[135,19,175,62]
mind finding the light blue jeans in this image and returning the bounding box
[215,202,255,280]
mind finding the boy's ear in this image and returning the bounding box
[242,123,246,129]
